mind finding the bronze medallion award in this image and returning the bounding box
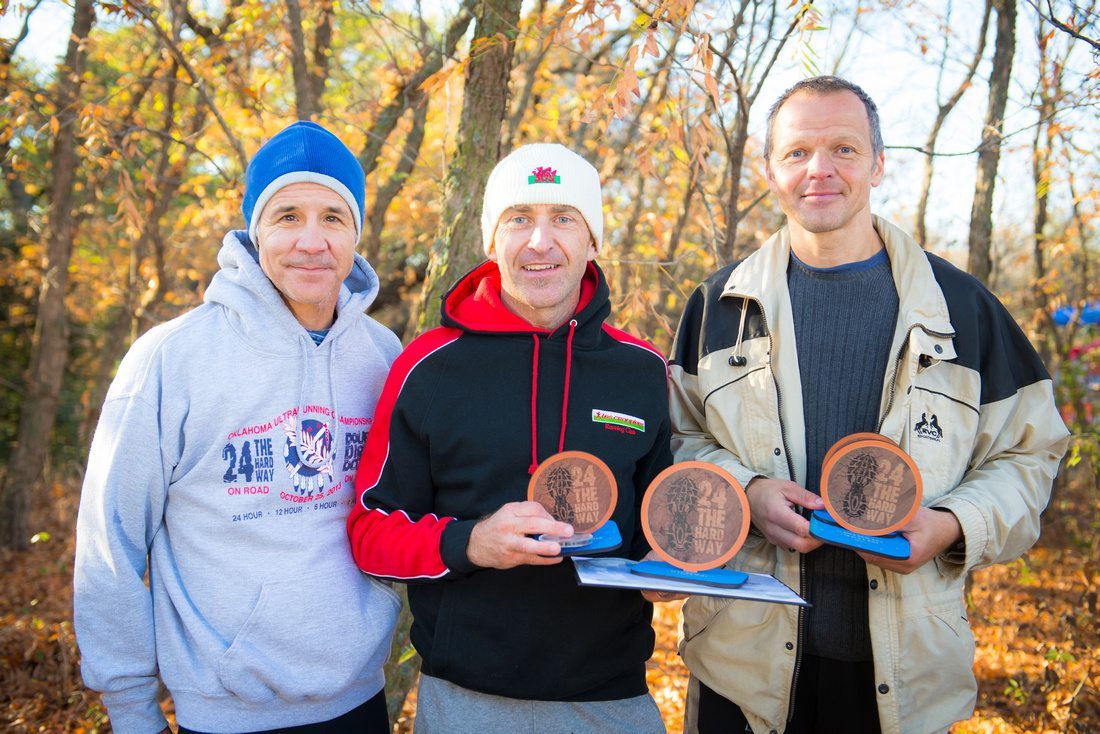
[632,462,750,587]
[820,437,921,536]
[528,451,617,549]
[811,434,922,560]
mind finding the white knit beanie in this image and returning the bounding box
[480,143,603,256]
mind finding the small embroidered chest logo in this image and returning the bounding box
[592,409,645,434]
[913,412,943,442]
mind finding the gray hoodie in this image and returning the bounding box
[74,231,403,733]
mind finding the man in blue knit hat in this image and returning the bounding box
[74,122,402,734]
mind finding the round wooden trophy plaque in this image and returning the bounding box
[820,439,922,536]
[640,462,750,572]
[527,451,617,537]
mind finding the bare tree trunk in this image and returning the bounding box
[363,101,429,260]
[719,109,750,263]
[615,169,651,301]
[915,0,991,247]
[407,0,523,339]
[383,585,420,723]
[711,1,806,263]
[0,0,42,241]
[385,0,523,716]
[285,0,318,120]
[502,0,554,149]
[0,0,95,550]
[311,0,335,106]
[967,0,1016,286]
[664,178,698,263]
[1031,118,1055,366]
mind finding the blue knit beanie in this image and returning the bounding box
[242,121,365,243]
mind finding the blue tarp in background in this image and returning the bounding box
[1053,302,1100,326]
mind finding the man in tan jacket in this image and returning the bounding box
[669,76,1069,733]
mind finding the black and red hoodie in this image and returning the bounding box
[348,260,672,702]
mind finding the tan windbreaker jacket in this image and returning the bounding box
[669,216,1070,734]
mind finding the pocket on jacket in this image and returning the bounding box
[905,361,980,502]
[731,532,776,575]
[216,564,400,703]
[681,594,728,644]
[895,590,976,724]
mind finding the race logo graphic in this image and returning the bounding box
[528,166,560,184]
[545,466,577,525]
[664,475,699,555]
[283,419,334,496]
[841,452,878,519]
[913,412,943,442]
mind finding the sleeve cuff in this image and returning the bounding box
[930,497,987,573]
[439,519,480,576]
[101,690,168,734]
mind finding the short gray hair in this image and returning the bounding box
[763,76,883,161]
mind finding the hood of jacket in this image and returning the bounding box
[440,259,612,472]
[441,259,608,344]
[204,230,382,352]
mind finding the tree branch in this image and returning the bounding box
[126,0,247,171]
[1027,0,1100,52]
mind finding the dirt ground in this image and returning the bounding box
[2,465,1096,733]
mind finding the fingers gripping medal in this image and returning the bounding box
[527,451,621,554]
[810,434,922,560]
[632,462,751,588]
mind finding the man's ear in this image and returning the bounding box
[871,151,886,187]
[587,237,597,261]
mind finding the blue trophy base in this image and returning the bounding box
[630,560,748,588]
[809,510,911,560]
[539,521,622,556]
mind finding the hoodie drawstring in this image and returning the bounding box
[329,342,339,462]
[528,335,541,474]
[296,338,309,442]
[527,320,579,475]
[557,320,577,454]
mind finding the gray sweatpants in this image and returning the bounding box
[415,674,666,734]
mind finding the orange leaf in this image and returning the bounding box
[705,73,720,108]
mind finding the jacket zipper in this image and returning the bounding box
[746,294,804,723]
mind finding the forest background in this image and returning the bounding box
[0,0,1097,731]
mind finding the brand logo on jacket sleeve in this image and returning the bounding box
[913,412,943,441]
[592,409,645,434]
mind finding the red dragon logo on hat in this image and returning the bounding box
[528,166,560,184]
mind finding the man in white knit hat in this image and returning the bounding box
[348,143,673,732]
